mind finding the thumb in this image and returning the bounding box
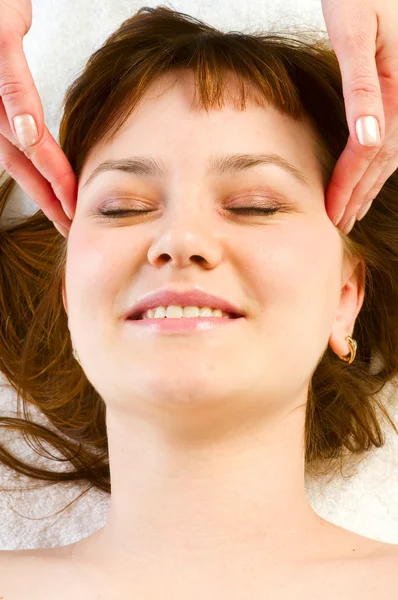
[0,33,44,148]
[323,3,384,148]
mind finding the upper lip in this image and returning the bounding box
[126,286,246,319]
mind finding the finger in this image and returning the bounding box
[0,131,72,230]
[339,141,398,228]
[18,123,77,223]
[0,92,24,150]
[362,148,398,203]
[0,33,77,220]
[323,4,385,223]
[337,17,398,228]
[0,99,77,223]
[339,147,398,233]
[326,2,385,146]
[53,222,69,238]
[0,32,43,142]
[325,135,380,224]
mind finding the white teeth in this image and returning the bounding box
[141,306,231,319]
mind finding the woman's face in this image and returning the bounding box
[62,70,362,418]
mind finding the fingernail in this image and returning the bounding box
[335,207,346,225]
[355,116,380,147]
[356,199,373,221]
[344,215,356,234]
[53,222,68,237]
[62,203,74,220]
[13,114,39,148]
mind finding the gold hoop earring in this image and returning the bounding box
[337,335,357,364]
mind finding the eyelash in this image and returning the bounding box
[96,206,281,219]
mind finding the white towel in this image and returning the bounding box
[1,0,397,550]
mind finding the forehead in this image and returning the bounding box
[79,69,323,188]
[112,69,301,136]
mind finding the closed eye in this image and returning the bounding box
[95,207,281,218]
[230,207,280,215]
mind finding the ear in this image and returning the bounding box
[329,257,365,358]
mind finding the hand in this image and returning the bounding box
[321,0,398,234]
[0,0,76,236]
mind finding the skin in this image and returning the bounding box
[61,69,366,573]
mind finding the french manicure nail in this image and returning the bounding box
[344,215,356,234]
[355,116,380,147]
[13,114,39,148]
[62,203,74,220]
[53,222,68,237]
[335,207,346,225]
[356,199,372,221]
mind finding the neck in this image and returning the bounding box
[82,395,328,565]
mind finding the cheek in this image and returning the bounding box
[250,225,342,376]
[286,228,343,344]
[66,231,129,322]
[252,224,341,323]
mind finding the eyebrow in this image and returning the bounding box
[81,152,310,190]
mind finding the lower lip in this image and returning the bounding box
[126,316,244,333]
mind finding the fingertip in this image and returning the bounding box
[335,207,346,226]
[62,203,74,221]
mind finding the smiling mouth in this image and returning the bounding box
[129,312,243,321]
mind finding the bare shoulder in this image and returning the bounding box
[332,538,398,599]
[0,551,25,599]
[323,521,398,563]
[0,547,61,565]
[0,548,16,572]
[0,540,398,600]
[358,538,398,563]
[0,548,75,600]
[0,548,50,574]
[373,540,398,558]
[359,544,398,598]
[0,540,79,563]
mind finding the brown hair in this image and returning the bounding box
[0,6,397,518]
